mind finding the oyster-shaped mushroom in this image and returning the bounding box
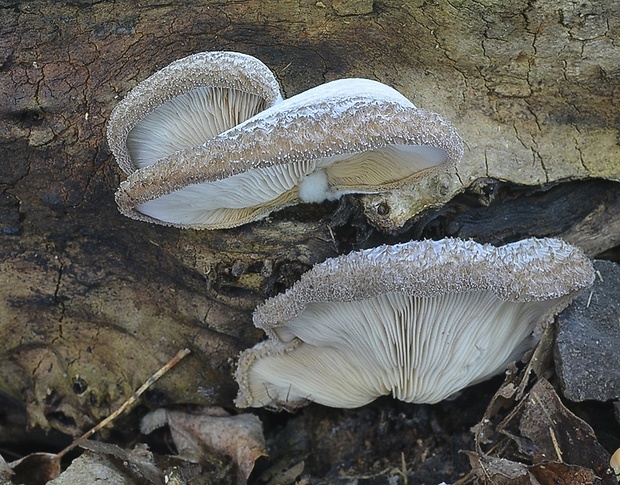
[235,238,594,409]
[107,51,283,174]
[115,78,463,229]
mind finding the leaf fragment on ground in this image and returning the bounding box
[464,452,598,484]
[47,449,143,485]
[0,453,13,482]
[468,378,616,484]
[141,407,267,485]
[8,452,60,485]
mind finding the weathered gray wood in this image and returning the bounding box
[555,260,620,402]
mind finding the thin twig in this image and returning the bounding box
[56,348,191,459]
[549,427,563,463]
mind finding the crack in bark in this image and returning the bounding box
[51,257,65,342]
[572,128,590,173]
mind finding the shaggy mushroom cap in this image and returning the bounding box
[107,51,282,174]
[235,238,595,409]
[115,78,463,229]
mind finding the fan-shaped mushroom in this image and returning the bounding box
[107,51,283,174]
[115,78,463,229]
[235,238,595,409]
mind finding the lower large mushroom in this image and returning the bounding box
[235,238,595,409]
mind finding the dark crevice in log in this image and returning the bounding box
[369,178,620,254]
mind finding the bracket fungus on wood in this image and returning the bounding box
[234,238,595,410]
[107,51,283,174]
[114,78,463,229]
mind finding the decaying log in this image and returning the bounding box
[0,0,618,434]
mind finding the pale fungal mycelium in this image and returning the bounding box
[107,51,283,175]
[234,237,595,409]
[114,77,463,230]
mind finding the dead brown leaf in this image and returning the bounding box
[528,461,597,484]
[463,452,530,484]
[464,452,599,484]
[78,441,162,484]
[499,379,611,476]
[8,452,60,485]
[141,407,267,485]
[471,324,556,450]
[468,378,617,484]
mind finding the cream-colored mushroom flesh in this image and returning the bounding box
[115,78,464,229]
[107,51,282,174]
[235,238,595,409]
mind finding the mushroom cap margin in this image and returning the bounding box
[107,51,283,175]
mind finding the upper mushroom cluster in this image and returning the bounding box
[107,51,463,229]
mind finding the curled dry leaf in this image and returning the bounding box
[141,407,267,485]
[77,441,162,484]
[498,379,611,475]
[47,450,148,485]
[39,442,162,485]
[469,379,615,484]
[464,452,598,485]
[9,452,60,485]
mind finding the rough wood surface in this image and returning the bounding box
[555,260,620,402]
[0,0,619,435]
